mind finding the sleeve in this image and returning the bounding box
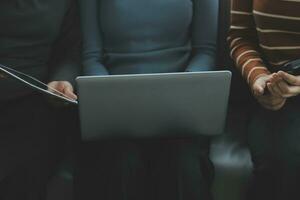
[228,0,270,86]
[185,0,218,72]
[78,0,109,76]
[48,0,82,86]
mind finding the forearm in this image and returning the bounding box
[228,0,270,86]
[186,48,216,72]
[49,56,81,86]
[82,54,109,76]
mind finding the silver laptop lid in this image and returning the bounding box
[77,71,231,140]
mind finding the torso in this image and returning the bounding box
[0,0,72,99]
[252,0,300,66]
[96,0,195,74]
[99,0,193,53]
[0,0,70,62]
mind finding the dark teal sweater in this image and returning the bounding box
[79,0,219,75]
[0,0,81,100]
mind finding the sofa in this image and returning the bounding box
[211,0,253,199]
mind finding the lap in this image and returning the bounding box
[76,138,212,200]
[0,94,65,180]
[247,96,300,165]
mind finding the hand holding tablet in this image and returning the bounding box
[0,63,78,105]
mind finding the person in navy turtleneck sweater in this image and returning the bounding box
[78,0,219,199]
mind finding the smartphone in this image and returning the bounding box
[275,59,300,76]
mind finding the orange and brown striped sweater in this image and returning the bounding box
[228,0,300,86]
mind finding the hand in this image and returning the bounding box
[267,71,300,98]
[252,74,286,111]
[255,93,286,111]
[47,81,77,100]
[251,74,272,96]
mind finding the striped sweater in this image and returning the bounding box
[228,0,300,86]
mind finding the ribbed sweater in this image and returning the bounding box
[228,0,300,86]
[79,0,218,76]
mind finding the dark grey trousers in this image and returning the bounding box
[247,96,300,200]
[0,94,67,200]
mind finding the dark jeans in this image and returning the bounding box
[0,94,68,200]
[247,96,300,200]
[76,138,214,200]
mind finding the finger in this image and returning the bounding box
[258,97,285,111]
[63,86,78,100]
[272,82,285,98]
[269,75,276,84]
[276,79,300,97]
[252,75,272,96]
[47,81,57,88]
[278,71,300,86]
[267,83,280,97]
[48,82,60,93]
[253,84,265,96]
[47,82,58,93]
[284,86,300,97]
[257,94,284,107]
[271,99,286,111]
[277,80,290,93]
[57,82,66,92]
[49,82,67,95]
[276,81,293,98]
[272,73,282,83]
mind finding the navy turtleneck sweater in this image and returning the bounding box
[79,0,219,76]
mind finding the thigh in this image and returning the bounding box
[248,99,300,165]
[278,99,300,163]
[76,140,147,200]
[247,106,281,166]
[0,95,63,180]
[276,99,300,199]
[0,155,54,200]
[246,105,284,200]
[0,95,65,199]
[149,137,213,200]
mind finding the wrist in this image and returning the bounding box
[250,73,271,90]
[246,65,270,86]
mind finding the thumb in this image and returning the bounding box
[252,74,273,96]
[254,84,264,96]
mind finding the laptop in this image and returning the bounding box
[76,71,231,140]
